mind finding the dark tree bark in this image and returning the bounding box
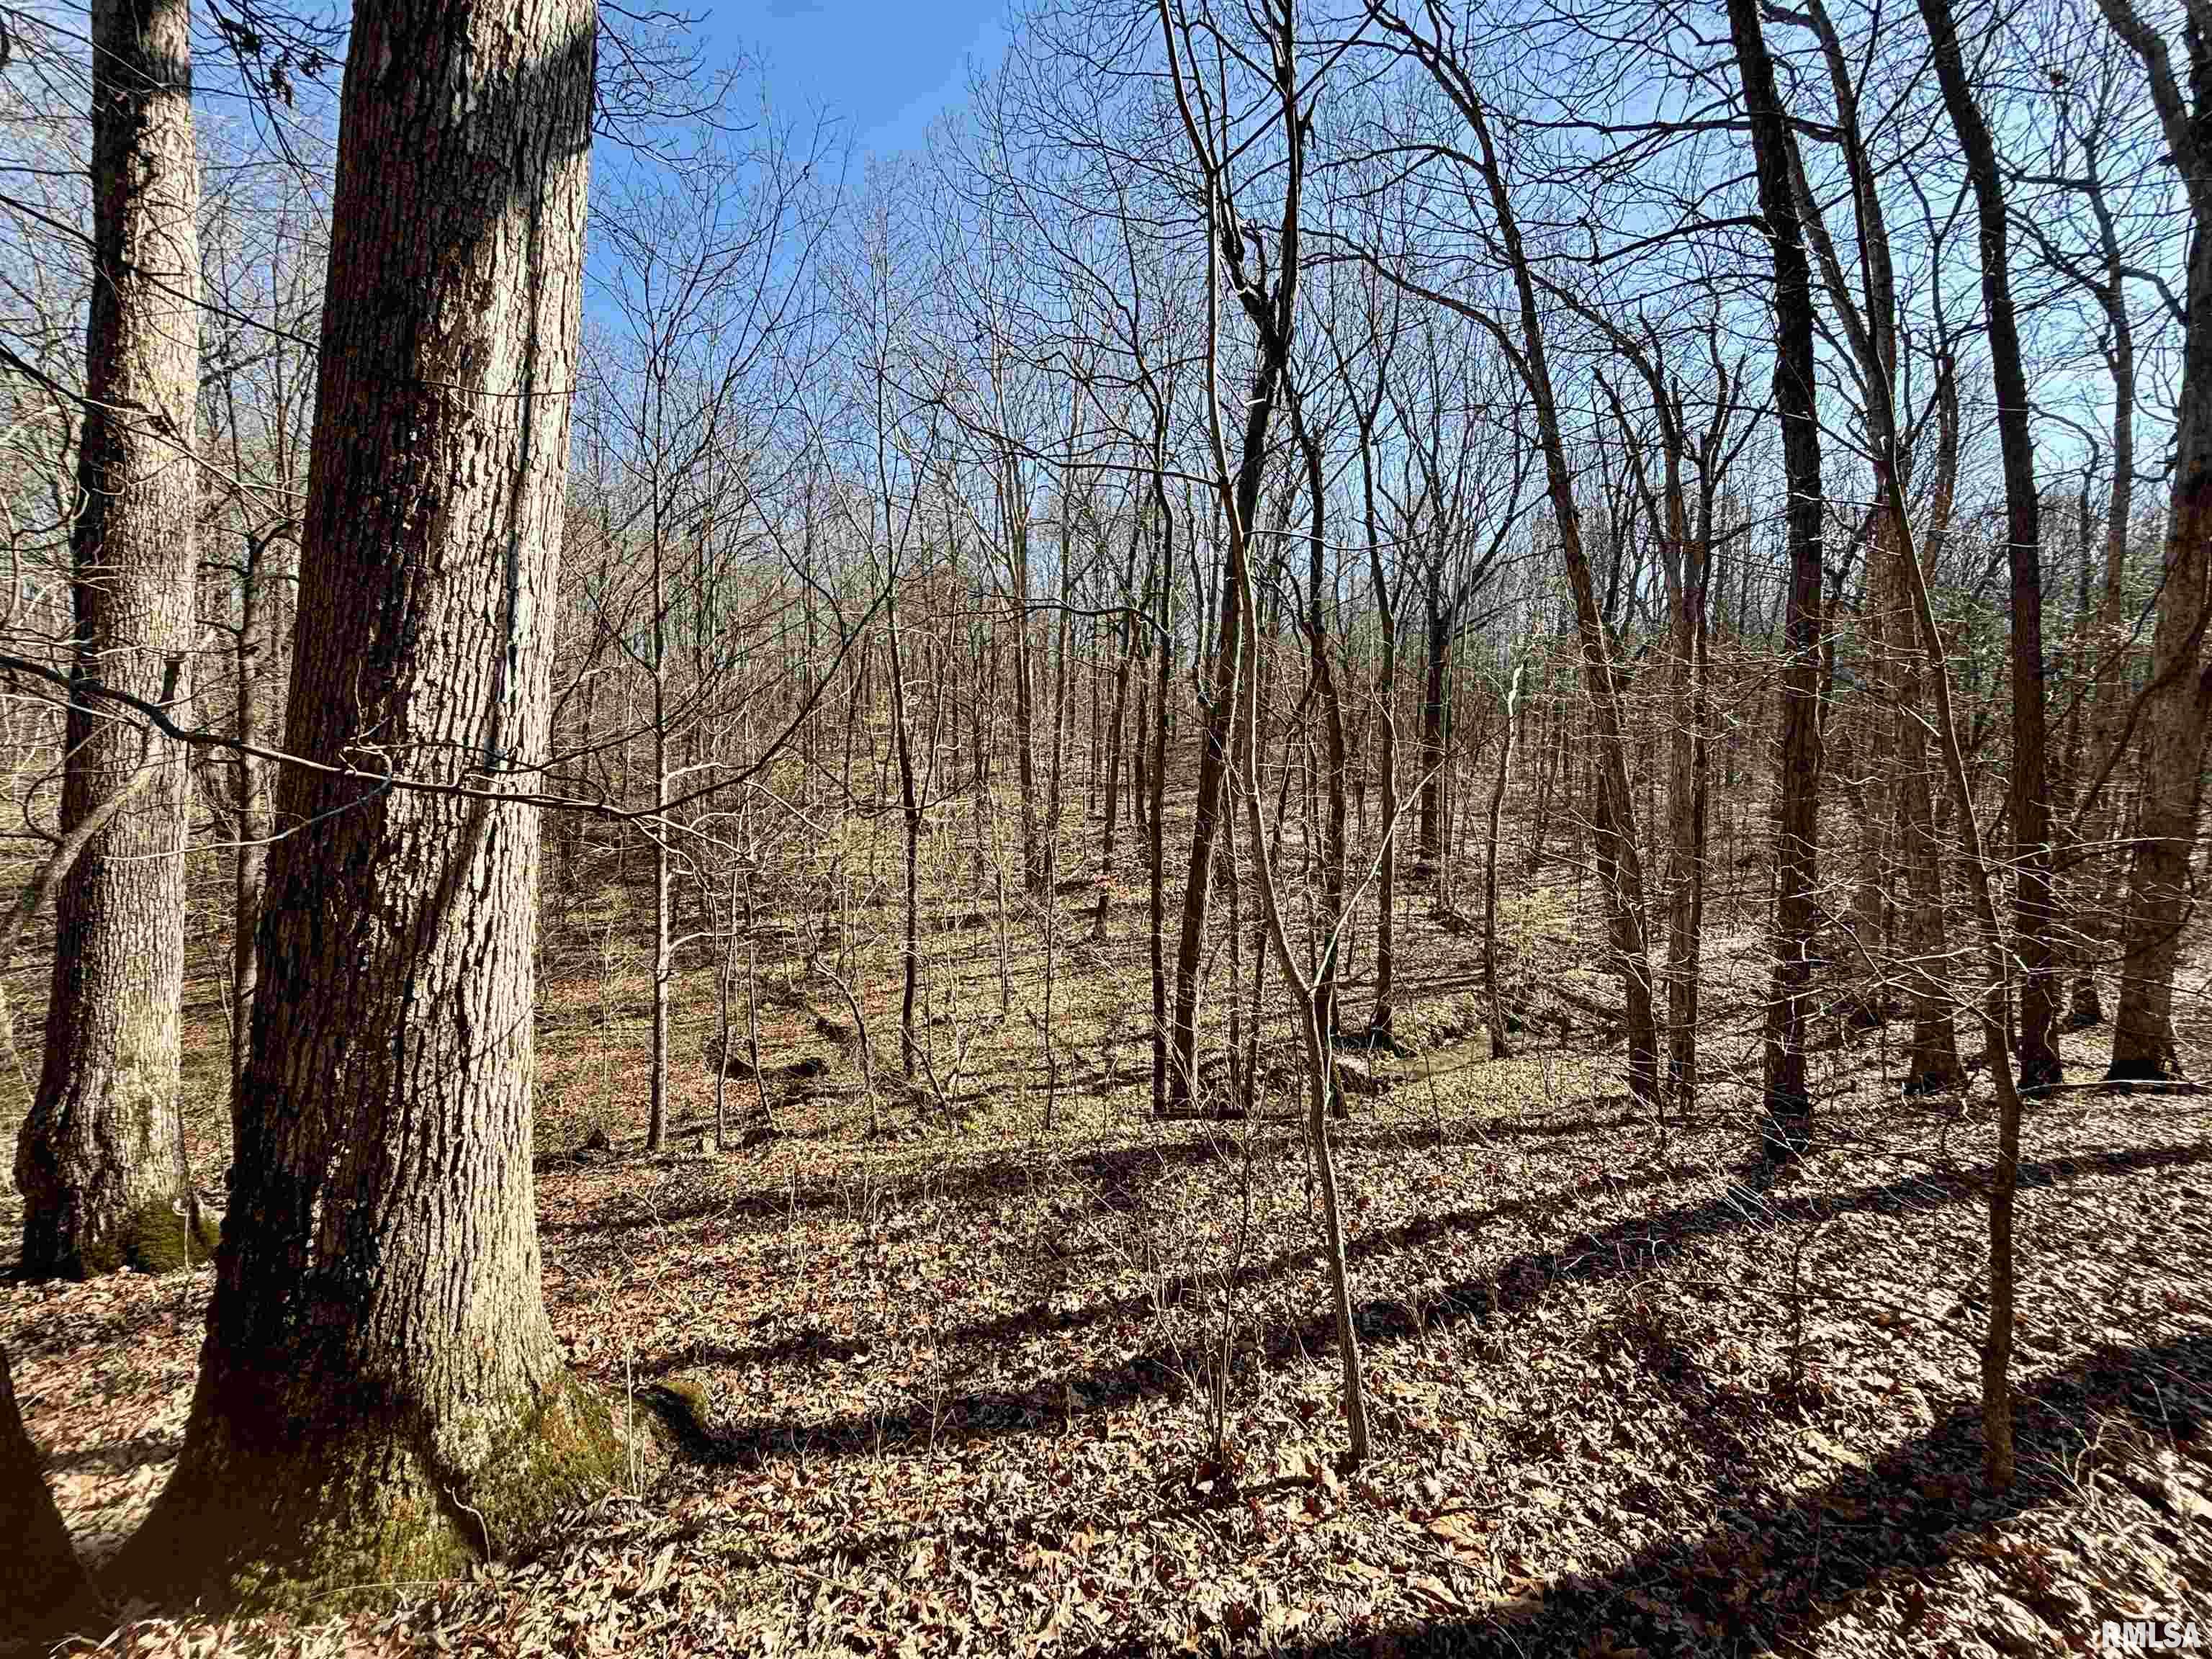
[111,0,619,1609]
[1727,0,1825,1158]
[1920,0,2060,1092]
[14,0,204,1280]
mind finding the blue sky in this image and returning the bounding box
[716,0,1009,158]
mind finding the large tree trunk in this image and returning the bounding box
[111,0,619,1609]
[15,0,202,1280]
[1728,0,1825,1157]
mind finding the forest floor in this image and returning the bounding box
[3,849,2209,1657]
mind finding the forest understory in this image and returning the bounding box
[6,832,2207,1659]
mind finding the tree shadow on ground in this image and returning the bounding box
[39,1434,180,1478]
[541,1130,1264,1243]
[655,1138,2211,1467]
[639,1159,1711,1382]
[1120,1327,2211,1658]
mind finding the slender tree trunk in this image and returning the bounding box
[233,532,271,1089]
[1148,480,1175,1112]
[1883,396,2030,1493]
[1484,661,1523,1058]
[649,667,670,1153]
[1665,545,1703,1105]
[1371,35,1663,1107]
[1417,606,1448,868]
[2106,220,2212,1079]
[16,0,203,1280]
[2070,168,2138,1029]
[1228,500,1368,1470]
[1100,515,1146,876]
[1896,370,1969,1092]
[1167,381,1281,1113]
[1920,0,2060,1090]
[1729,0,1825,1157]
[1367,520,1399,1043]
[1292,394,1349,1038]
[888,593,922,1081]
[112,0,619,1606]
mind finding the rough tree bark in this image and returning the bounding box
[14,0,204,1281]
[109,0,620,1609]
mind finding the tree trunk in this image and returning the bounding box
[1166,374,1281,1114]
[1920,0,2060,1091]
[16,0,202,1280]
[1728,0,1825,1158]
[2068,155,2138,1028]
[1100,511,1146,876]
[1895,367,1968,1092]
[233,532,272,1089]
[112,0,619,1608]
[1665,532,1704,1107]
[1370,34,1663,1108]
[649,675,670,1153]
[1484,662,1522,1058]
[888,592,922,1081]
[1367,508,1399,1044]
[1292,392,1349,1038]
[1148,472,1176,1112]
[2106,216,2212,1079]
